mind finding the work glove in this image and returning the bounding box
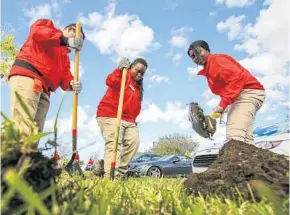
[213,105,224,114]
[67,37,83,50]
[70,80,82,93]
[212,105,227,124]
[118,57,131,70]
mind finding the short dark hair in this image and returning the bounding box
[187,40,210,56]
[131,58,148,68]
[64,23,86,40]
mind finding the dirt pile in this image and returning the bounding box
[184,140,289,201]
[1,151,62,215]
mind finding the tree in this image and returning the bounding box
[146,133,199,156]
[89,152,100,161]
[0,32,19,82]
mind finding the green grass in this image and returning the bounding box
[3,169,289,215]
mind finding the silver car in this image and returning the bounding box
[131,154,192,178]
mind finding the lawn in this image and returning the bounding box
[2,170,289,215]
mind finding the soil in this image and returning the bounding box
[184,140,289,201]
[1,151,62,215]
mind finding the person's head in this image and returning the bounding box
[187,40,210,65]
[62,23,85,39]
[129,58,148,82]
[129,58,148,101]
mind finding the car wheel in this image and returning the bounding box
[147,166,162,178]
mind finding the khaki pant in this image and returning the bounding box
[226,89,265,144]
[10,76,50,138]
[97,117,140,177]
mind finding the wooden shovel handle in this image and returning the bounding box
[110,68,128,180]
[72,22,81,151]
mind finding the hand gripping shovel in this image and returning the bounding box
[65,22,83,176]
[110,68,128,180]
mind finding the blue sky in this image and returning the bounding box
[1,0,289,162]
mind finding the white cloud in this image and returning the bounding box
[267,114,278,120]
[187,67,201,77]
[169,26,193,48]
[23,0,71,26]
[70,61,85,78]
[79,12,102,28]
[168,26,193,62]
[216,0,256,8]
[138,101,191,129]
[171,26,193,36]
[209,12,216,16]
[235,1,289,61]
[282,102,290,108]
[172,53,183,62]
[138,141,155,152]
[43,105,103,159]
[217,15,246,40]
[169,36,188,48]
[234,38,260,55]
[23,4,52,25]
[265,89,285,101]
[202,89,220,108]
[149,74,169,84]
[44,106,100,139]
[239,54,288,77]
[79,2,158,60]
[218,0,289,113]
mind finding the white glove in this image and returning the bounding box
[118,57,131,69]
[67,37,83,50]
[70,80,82,93]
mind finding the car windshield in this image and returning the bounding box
[131,154,142,162]
[158,155,175,161]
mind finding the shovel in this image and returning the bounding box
[110,68,128,180]
[65,21,83,176]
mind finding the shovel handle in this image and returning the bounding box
[110,68,128,180]
[72,22,81,152]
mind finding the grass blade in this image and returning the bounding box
[4,169,50,215]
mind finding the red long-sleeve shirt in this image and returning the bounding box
[97,68,142,124]
[8,19,73,95]
[198,54,264,109]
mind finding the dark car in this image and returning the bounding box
[128,153,162,170]
[131,154,192,178]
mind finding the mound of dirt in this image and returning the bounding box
[184,140,289,201]
[1,151,62,215]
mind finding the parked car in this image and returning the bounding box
[131,154,192,178]
[191,148,220,173]
[192,121,290,173]
[128,153,162,170]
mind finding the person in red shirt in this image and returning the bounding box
[51,152,61,161]
[74,152,80,162]
[97,57,148,178]
[187,40,265,145]
[88,158,94,165]
[8,19,85,140]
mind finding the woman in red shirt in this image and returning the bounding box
[187,40,265,145]
[97,57,148,178]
